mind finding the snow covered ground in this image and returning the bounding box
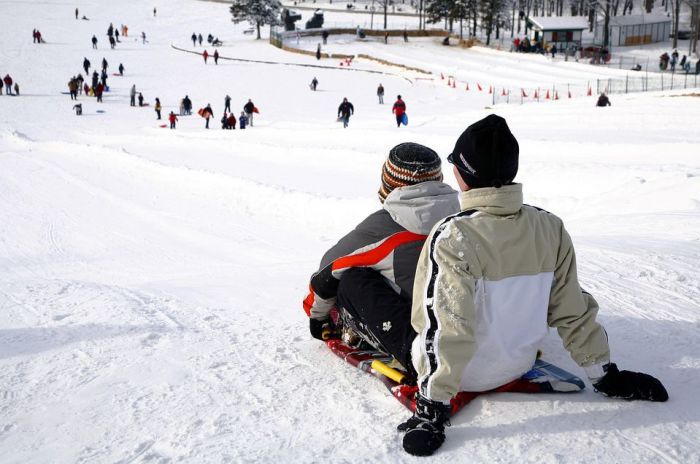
[1,0,700,462]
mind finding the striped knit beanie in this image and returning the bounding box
[378,142,443,203]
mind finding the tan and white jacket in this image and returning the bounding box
[411,183,610,403]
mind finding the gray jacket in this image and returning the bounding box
[303,181,459,320]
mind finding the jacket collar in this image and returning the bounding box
[458,183,523,216]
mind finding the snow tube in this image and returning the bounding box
[401,113,408,125]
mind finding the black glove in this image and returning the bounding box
[594,363,668,402]
[309,317,332,340]
[397,394,451,456]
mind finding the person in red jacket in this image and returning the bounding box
[3,74,13,95]
[392,95,406,127]
[168,111,178,129]
[203,50,209,64]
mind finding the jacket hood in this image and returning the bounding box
[383,181,459,234]
[458,183,523,216]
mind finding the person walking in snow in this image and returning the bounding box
[95,82,103,102]
[183,95,192,115]
[243,99,255,127]
[130,84,136,106]
[155,97,162,119]
[337,97,354,128]
[75,7,79,19]
[68,77,79,100]
[392,95,406,127]
[83,57,91,75]
[310,77,318,91]
[101,57,108,72]
[377,83,384,104]
[191,32,197,46]
[213,49,219,65]
[118,63,124,76]
[202,103,214,129]
[198,33,203,46]
[138,92,144,107]
[316,43,321,60]
[224,94,231,114]
[115,29,120,42]
[303,141,458,382]
[109,35,116,49]
[100,69,108,87]
[169,111,178,129]
[393,115,667,456]
[91,35,98,49]
[203,50,209,64]
[91,71,99,90]
[13,82,19,96]
[141,31,147,44]
[76,73,84,94]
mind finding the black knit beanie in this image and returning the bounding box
[378,142,443,202]
[448,114,519,188]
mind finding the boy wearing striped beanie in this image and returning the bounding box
[303,142,458,377]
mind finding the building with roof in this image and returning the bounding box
[526,16,589,51]
[594,13,671,46]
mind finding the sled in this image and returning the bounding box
[197,108,205,117]
[159,124,167,128]
[325,339,585,416]
[401,113,408,126]
[112,73,121,76]
[252,106,260,114]
[96,110,106,113]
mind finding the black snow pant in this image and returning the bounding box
[337,268,417,380]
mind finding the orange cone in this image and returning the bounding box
[545,89,550,99]
[489,85,492,94]
[466,83,469,91]
[554,92,559,100]
[441,73,445,80]
[501,88,507,96]
[452,80,456,88]
[568,90,572,98]
[534,89,539,99]
[477,83,482,91]
[587,87,592,96]
[521,89,528,97]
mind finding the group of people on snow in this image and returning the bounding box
[659,50,698,74]
[191,32,221,47]
[335,91,406,128]
[32,29,45,43]
[303,114,669,456]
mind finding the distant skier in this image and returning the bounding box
[596,93,611,107]
[153,7,157,16]
[155,97,162,119]
[68,77,79,100]
[202,103,214,129]
[227,112,237,129]
[141,31,147,44]
[377,83,384,104]
[75,7,78,19]
[168,111,178,129]
[118,63,124,76]
[224,95,231,113]
[91,35,98,49]
[214,49,219,65]
[243,99,255,127]
[83,57,90,74]
[203,50,209,64]
[130,84,136,106]
[310,77,318,91]
[337,97,354,128]
[392,95,406,127]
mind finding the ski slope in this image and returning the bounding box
[1,0,700,462]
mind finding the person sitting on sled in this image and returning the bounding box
[396,115,668,456]
[303,143,460,375]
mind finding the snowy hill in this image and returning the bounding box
[1,0,699,462]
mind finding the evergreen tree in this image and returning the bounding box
[230,0,282,40]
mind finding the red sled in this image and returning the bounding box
[252,106,260,114]
[159,124,168,128]
[325,339,585,416]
